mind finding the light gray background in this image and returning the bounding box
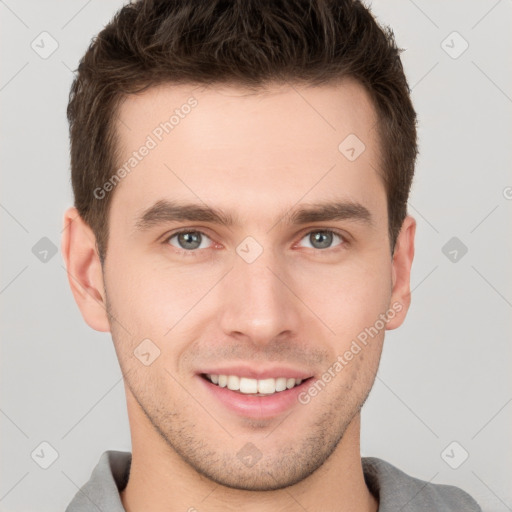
[1,1,511,511]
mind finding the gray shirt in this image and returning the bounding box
[66,451,482,511]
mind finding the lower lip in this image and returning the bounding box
[197,375,310,419]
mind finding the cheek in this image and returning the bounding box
[294,255,392,341]
[106,253,173,320]
[104,255,227,350]
[105,243,392,360]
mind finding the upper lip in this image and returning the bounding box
[197,364,314,380]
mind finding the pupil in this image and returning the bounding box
[179,232,201,250]
[311,231,332,249]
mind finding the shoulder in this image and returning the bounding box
[65,450,131,512]
[362,457,482,512]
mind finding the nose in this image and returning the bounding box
[217,244,302,348]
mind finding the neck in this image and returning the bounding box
[120,394,377,512]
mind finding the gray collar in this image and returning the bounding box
[66,450,481,511]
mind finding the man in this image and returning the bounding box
[62,0,482,510]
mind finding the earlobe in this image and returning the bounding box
[386,215,416,331]
[61,207,111,332]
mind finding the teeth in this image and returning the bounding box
[240,377,258,394]
[227,375,240,391]
[257,378,275,394]
[275,377,287,392]
[205,374,305,395]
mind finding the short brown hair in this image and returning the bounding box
[67,0,417,263]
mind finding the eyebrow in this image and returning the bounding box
[133,199,372,232]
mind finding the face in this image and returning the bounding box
[65,80,414,491]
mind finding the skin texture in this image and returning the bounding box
[62,80,415,512]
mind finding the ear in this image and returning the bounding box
[61,207,110,332]
[386,215,416,330]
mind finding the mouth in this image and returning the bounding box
[201,373,310,396]
[197,369,314,419]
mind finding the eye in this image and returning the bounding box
[164,228,346,255]
[166,230,213,252]
[297,230,345,250]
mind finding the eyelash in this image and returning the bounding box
[163,228,348,257]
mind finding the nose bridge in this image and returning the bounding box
[218,240,300,344]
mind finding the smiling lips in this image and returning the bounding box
[197,365,315,418]
[204,373,305,396]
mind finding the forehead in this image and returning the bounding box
[115,79,379,154]
[110,80,384,228]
